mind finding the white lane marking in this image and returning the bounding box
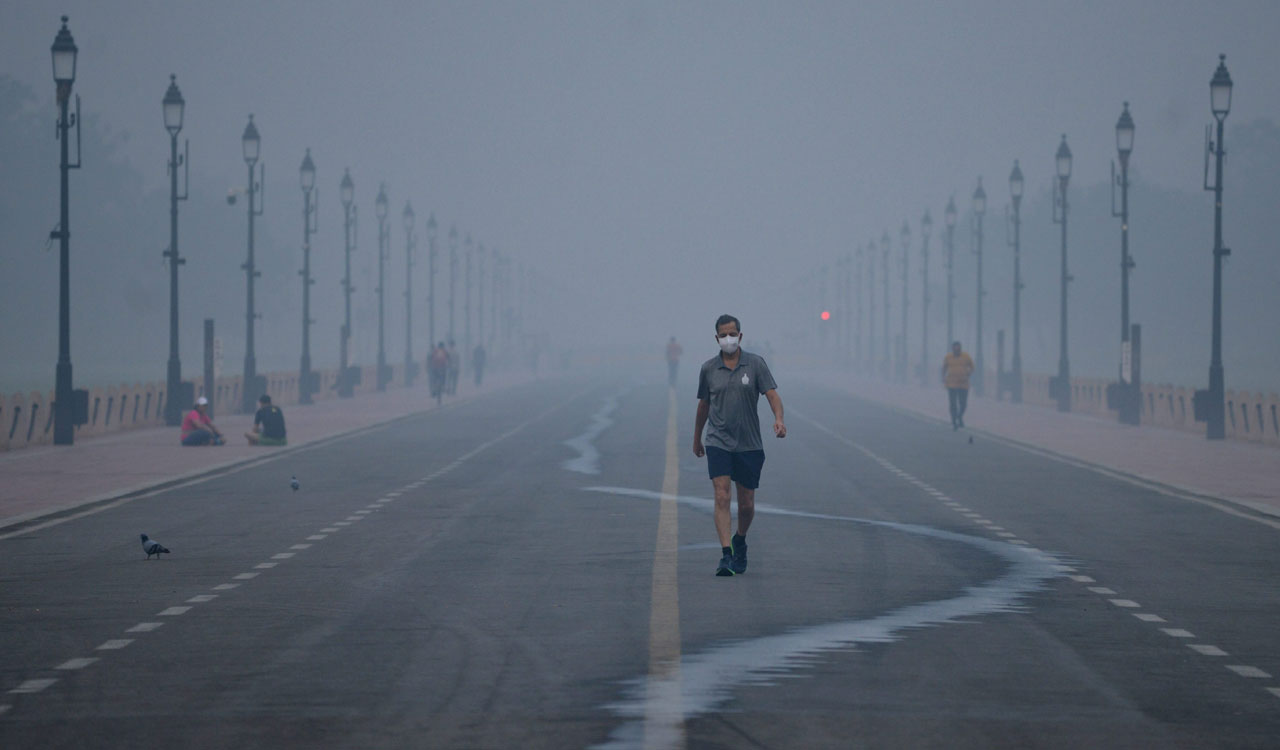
[1160,629,1195,638]
[320,527,340,532]
[344,516,364,521]
[563,391,625,475]
[1267,688,1280,699]
[187,594,218,603]
[1088,587,1117,595]
[55,658,98,671]
[213,583,240,591]
[127,622,163,633]
[290,544,312,550]
[364,504,382,510]
[387,492,402,497]
[1227,665,1271,678]
[307,534,328,540]
[333,521,351,526]
[988,526,1006,532]
[1189,644,1229,656]
[271,553,295,559]
[354,510,373,515]
[376,498,395,504]
[996,532,1017,538]
[9,679,57,694]
[1109,599,1141,608]
[233,572,260,580]
[97,639,134,650]
[1069,575,1095,583]
[975,520,994,526]
[254,562,278,569]
[158,606,191,616]
[1132,613,1166,623]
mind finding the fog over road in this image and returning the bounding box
[3,374,1280,748]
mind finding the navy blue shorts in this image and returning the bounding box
[705,446,765,489]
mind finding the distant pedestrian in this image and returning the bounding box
[693,314,785,577]
[245,394,287,446]
[429,341,449,404]
[180,396,225,446]
[446,339,461,395]
[472,343,487,386]
[666,336,683,386]
[941,340,975,430]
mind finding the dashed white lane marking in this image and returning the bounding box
[307,534,328,540]
[1069,575,1096,583]
[97,639,133,650]
[996,531,1017,538]
[1133,613,1166,623]
[271,553,295,559]
[233,572,260,580]
[1161,628,1195,638]
[386,492,402,497]
[9,679,56,694]
[1189,644,1229,656]
[55,658,98,671]
[289,544,312,550]
[187,594,218,603]
[1267,688,1280,699]
[344,516,364,521]
[158,606,191,616]
[354,510,373,515]
[333,521,351,526]
[320,527,340,533]
[254,562,277,569]
[126,622,163,633]
[376,498,395,504]
[1226,665,1271,678]
[1109,599,1141,608]
[1088,587,1116,594]
[212,583,240,591]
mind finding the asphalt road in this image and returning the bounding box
[3,371,1280,749]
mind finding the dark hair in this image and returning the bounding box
[259,394,271,404]
[715,314,741,333]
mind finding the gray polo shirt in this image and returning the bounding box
[697,351,778,452]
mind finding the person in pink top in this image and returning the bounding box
[181,396,225,446]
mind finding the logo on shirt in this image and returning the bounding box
[741,374,750,385]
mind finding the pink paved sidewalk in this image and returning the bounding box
[0,371,533,530]
[803,373,1280,519]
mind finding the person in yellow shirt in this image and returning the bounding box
[941,341,975,430]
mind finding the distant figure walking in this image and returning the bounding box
[941,341,975,430]
[180,396,225,446]
[472,343,487,386]
[429,341,450,405]
[666,336,683,386]
[245,394,287,446]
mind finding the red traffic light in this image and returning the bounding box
[820,310,831,321]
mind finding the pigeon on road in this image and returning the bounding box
[140,534,170,560]
[290,475,300,492]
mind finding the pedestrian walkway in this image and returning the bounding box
[0,371,532,532]
[804,373,1280,520]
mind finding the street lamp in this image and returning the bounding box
[403,201,416,386]
[1111,102,1139,424]
[867,239,876,373]
[944,195,957,350]
[448,225,459,341]
[51,16,82,444]
[427,214,438,350]
[1196,55,1234,439]
[854,243,864,367]
[375,184,389,390]
[971,178,987,397]
[1051,134,1073,412]
[162,75,190,424]
[338,168,356,397]
[465,233,474,371]
[1007,159,1024,403]
[298,148,317,404]
[880,232,891,378]
[919,209,932,387]
[898,220,910,383]
[477,243,486,353]
[239,115,264,414]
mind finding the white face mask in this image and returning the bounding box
[717,335,740,354]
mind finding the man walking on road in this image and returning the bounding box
[693,314,785,577]
[666,336,683,386]
[942,340,975,430]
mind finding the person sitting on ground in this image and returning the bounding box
[180,396,225,446]
[245,394,287,446]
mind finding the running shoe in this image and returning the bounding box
[715,552,735,577]
[731,536,748,574]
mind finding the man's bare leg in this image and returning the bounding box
[735,484,755,536]
[712,475,733,547]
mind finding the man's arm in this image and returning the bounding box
[692,398,709,457]
[764,389,786,438]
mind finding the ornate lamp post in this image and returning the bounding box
[51,17,81,444]
[1007,159,1024,403]
[898,220,910,382]
[426,214,438,349]
[162,75,189,424]
[854,243,864,367]
[477,243,486,350]
[239,115,264,414]
[944,196,957,349]
[972,178,987,397]
[1112,103,1139,423]
[298,149,317,404]
[337,168,356,397]
[448,225,458,341]
[403,202,416,386]
[919,209,932,387]
[1196,55,1234,439]
[1051,135,1074,412]
[375,184,389,390]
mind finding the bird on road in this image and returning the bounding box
[290,475,300,492]
[140,534,170,560]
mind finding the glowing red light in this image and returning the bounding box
[820,310,831,321]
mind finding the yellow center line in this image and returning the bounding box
[643,385,685,748]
